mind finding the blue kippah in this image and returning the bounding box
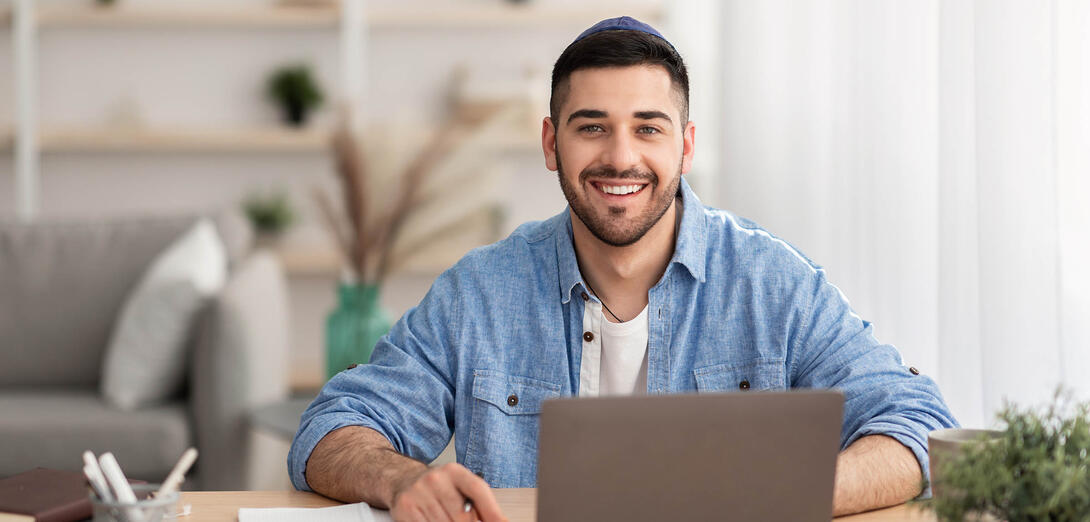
[572,16,676,52]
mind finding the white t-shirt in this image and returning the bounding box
[578,301,649,397]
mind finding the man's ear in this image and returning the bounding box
[680,121,696,174]
[542,117,558,172]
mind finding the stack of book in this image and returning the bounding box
[0,468,94,522]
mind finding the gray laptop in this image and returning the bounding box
[536,390,844,522]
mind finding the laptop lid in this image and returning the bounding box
[536,390,844,522]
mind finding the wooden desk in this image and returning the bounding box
[180,489,937,521]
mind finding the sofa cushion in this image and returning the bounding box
[0,391,191,481]
[0,217,197,388]
[101,219,227,410]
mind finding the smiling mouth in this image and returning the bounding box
[592,182,648,196]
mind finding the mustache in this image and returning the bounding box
[578,165,657,184]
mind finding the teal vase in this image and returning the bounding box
[325,283,391,380]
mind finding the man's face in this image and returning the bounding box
[543,65,695,247]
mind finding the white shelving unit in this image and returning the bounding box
[4,1,687,275]
[39,127,332,154]
[6,1,664,224]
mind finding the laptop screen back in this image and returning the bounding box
[536,390,844,522]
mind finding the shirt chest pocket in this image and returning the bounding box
[693,359,787,392]
[464,370,562,487]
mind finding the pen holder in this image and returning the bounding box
[91,484,180,522]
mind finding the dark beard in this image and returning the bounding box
[556,148,682,247]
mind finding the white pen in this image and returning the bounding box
[155,448,198,498]
[82,451,115,503]
[98,452,144,522]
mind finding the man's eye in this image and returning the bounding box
[579,124,604,133]
[637,126,661,134]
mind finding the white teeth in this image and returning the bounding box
[598,184,645,195]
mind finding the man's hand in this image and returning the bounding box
[304,426,507,522]
[832,434,923,516]
[390,463,507,522]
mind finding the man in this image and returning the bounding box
[289,17,958,522]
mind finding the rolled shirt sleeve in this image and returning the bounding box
[288,271,461,492]
[788,267,959,498]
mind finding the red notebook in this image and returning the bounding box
[0,468,91,522]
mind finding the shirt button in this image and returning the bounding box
[583,331,594,342]
[739,379,750,390]
[507,394,519,407]
[909,366,920,375]
[581,291,589,301]
[346,363,358,370]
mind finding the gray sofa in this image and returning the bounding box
[0,214,290,490]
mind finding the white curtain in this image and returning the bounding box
[713,0,1090,428]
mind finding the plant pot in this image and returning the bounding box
[325,283,391,380]
[282,99,309,127]
[928,428,1003,500]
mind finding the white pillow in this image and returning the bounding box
[101,219,227,410]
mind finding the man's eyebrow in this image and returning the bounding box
[634,110,672,123]
[567,109,607,124]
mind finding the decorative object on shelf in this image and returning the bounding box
[325,283,389,379]
[314,99,503,379]
[923,388,1090,522]
[242,191,296,242]
[267,64,324,126]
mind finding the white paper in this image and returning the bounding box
[238,502,393,522]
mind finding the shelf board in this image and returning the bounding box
[23,4,661,29]
[39,127,330,153]
[36,4,341,29]
[5,124,535,155]
[367,5,664,28]
[274,243,343,277]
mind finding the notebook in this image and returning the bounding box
[0,468,92,522]
[238,502,393,522]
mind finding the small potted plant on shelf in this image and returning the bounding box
[267,64,324,127]
[242,191,296,244]
[925,388,1090,522]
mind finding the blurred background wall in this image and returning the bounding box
[1,0,1087,432]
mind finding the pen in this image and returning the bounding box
[463,471,485,517]
[98,452,144,522]
[155,448,198,498]
[82,451,114,503]
[83,464,113,503]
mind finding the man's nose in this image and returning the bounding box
[600,132,640,173]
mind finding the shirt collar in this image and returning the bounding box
[556,176,707,304]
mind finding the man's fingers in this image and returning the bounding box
[416,476,458,522]
[466,506,481,522]
[451,466,506,522]
[425,467,475,522]
[390,464,505,522]
[393,479,453,522]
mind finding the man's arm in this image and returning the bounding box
[783,264,958,508]
[832,435,923,516]
[305,425,507,522]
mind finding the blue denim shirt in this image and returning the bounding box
[289,178,958,493]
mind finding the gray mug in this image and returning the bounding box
[928,428,1003,499]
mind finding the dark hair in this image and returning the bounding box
[549,29,690,126]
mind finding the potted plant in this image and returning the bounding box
[313,103,505,379]
[242,192,296,243]
[267,64,324,126]
[925,389,1090,521]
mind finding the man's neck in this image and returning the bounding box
[571,197,680,322]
